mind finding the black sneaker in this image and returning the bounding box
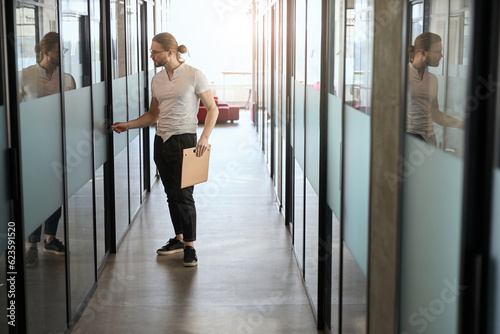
[157,237,185,255]
[183,246,198,267]
[43,238,66,255]
[25,247,38,267]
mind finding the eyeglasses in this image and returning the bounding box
[48,48,69,55]
[150,49,167,55]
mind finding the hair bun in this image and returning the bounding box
[177,44,188,54]
[34,44,41,53]
[408,45,415,53]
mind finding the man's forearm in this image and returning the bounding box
[127,111,158,130]
[200,106,219,139]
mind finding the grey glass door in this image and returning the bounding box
[16,1,68,332]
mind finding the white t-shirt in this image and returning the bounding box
[406,62,438,142]
[152,63,210,142]
[19,63,76,101]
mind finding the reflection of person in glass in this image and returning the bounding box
[19,32,76,267]
[112,32,218,267]
[407,32,465,145]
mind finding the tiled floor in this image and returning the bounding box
[72,111,323,334]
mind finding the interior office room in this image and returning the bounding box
[1,0,500,333]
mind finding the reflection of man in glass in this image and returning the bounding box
[19,32,75,267]
[19,32,75,101]
[407,32,464,145]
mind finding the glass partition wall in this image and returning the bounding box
[255,0,493,332]
[138,2,148,195]
[111,0,130,246]
[91,0,107,269]
[2,0,159,331]
[61,0,96,319]
[328,0,345,331]
[341,0,373,332]
[126,0,142,222]
[280,0,288,218]
[265,11,272,169]
[16,2,68,332]
[304,0,321,316]
[255,0,372,330]
[293,0,306,274]
[272,4,282,208]
[399,1,469,332]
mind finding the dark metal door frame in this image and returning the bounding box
[3,0,28,332]
[458,0,499,333]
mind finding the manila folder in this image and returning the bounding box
[181,145,211,188]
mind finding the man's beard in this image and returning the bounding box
[154,61,164,68]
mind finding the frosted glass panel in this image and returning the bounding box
[65,87,93,198]
[114,148,129,242]
[149,69,155,104]
[304,0,321,312]
[305,0,321,309]
[16,6,68,333]
[113,77,128,155]
[0,106,8,253]
[129,135,141,218]
[327,94,342,217]
[149,124,157,186]
[399,135,462,334]
[128,73,141,218]
[95,164,105,264]
[341,104,370,334]
[294,81,305,169]
[128,73,140,143]
[114,76,129,244]
[67,180,94,318]
[139,71,146,115]
[305,179,319,311]
[294,160,305,270]
[489,168,500,333]
[343,105,370,276]
[93,81,107,169]
[305,86,320,194]
[20,95,64,237]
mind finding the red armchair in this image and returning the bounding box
[198,96,239,123]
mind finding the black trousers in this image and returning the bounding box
[28,207,62,243]
[154,134,197,242]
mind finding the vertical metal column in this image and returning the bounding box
[458,0,499,333]
[103,0,117,253]
[317,0,331,330]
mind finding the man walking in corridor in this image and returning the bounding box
[111,32,218,267]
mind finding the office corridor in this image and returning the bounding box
[72,111,322,334]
